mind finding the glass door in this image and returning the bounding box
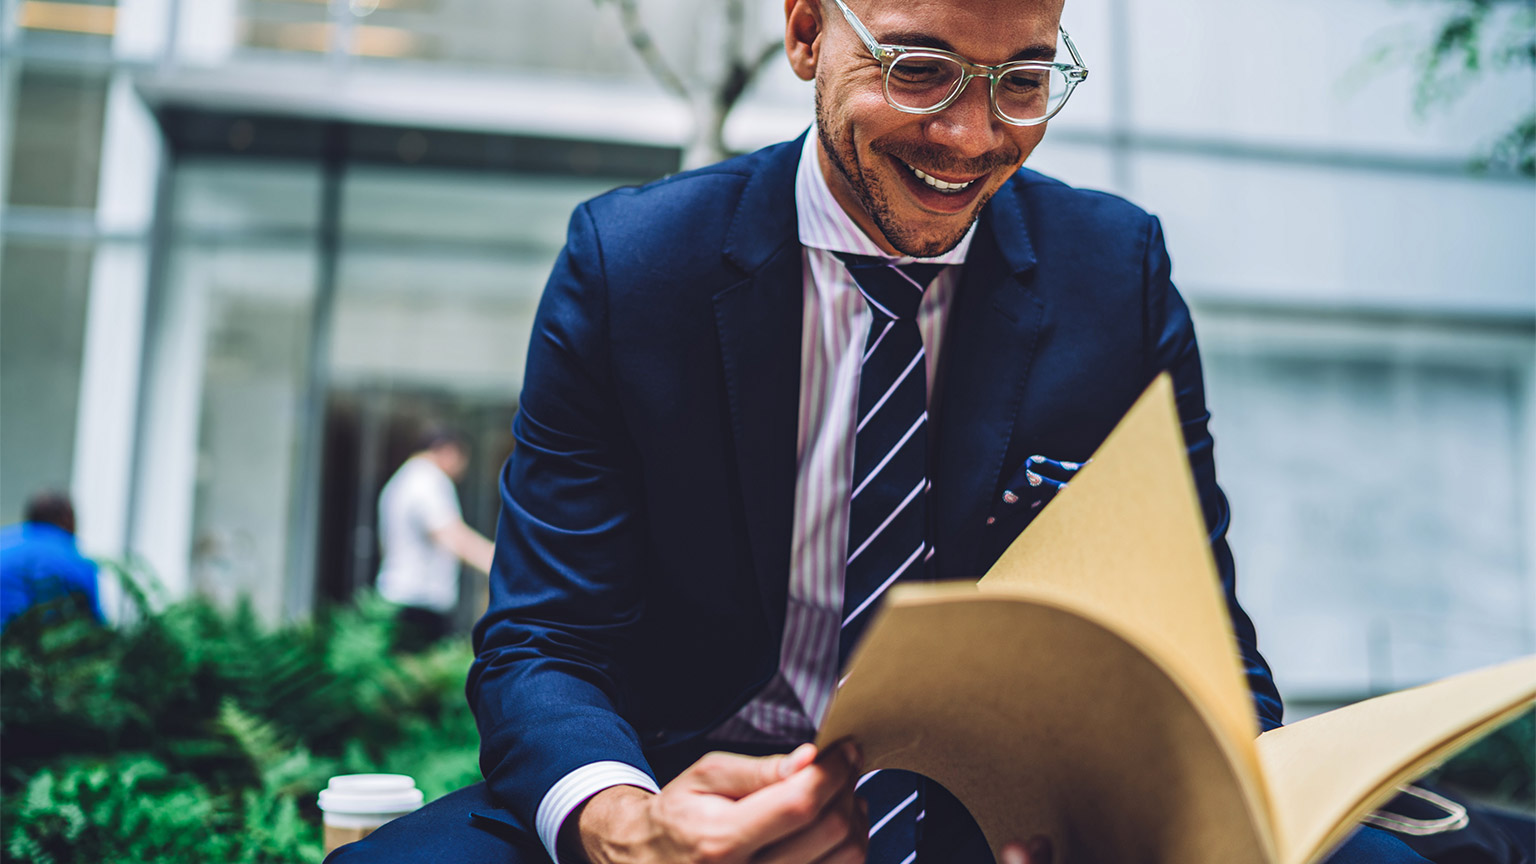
[316,163,626,625]
[139,158,323,621]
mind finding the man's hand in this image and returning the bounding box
[427,521,495,575]
[564,742,866,864]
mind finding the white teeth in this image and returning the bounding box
[908,163,976,192]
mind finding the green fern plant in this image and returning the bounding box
[1,563,480,862]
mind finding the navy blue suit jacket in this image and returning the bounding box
[467,134,1284,835]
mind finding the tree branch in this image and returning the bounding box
[717,39,786,119]
[751,38,784,76]
[596,0,691,101]
[726,0,747,69]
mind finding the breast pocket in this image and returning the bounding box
[985,454,1086,530]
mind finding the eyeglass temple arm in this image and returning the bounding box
[832,0,885,57]
[1060,26,1087,74]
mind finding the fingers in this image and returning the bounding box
[668,743,863,859]
[779,742,819,778]
[735,741,862,849]
[752,801,861,864]
[683,743,819,799]
[753,772,867,864]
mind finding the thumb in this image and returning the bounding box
[680,744,818,799]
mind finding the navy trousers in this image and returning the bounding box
[326,780,1435,864]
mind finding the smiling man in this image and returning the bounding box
[810,0,1068,259]
[328,2,1436,863]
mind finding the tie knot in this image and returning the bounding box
[834,253,945,321]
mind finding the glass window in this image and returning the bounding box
[177,240,319,621]
[144,157,325,620]
[333,0,737,76]
[350,0,645,71]
[342,165,619,247]
[1200,315,1534,703]
[331,167,627,396]
[237,0,333,58]
[5,68,109,209]
[14,0,117,54]
[317,166,622,615]
[0,238,95,522]
[174,158,324,235]
[144,148,658,618]
[330,246,543,394]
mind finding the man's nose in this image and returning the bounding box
[923,75,1008,159]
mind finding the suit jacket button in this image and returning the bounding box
[648,729,667,744]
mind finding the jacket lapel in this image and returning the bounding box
[710,138,1043,624]
[714,137,805,640]
[932,179,1044,580]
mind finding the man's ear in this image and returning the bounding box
[784,0,822,82]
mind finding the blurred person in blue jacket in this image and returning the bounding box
[1,492,104,630]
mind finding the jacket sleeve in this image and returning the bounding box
[1141,214,1286,732]
[467,201,657,832]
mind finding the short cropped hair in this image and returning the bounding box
[24,492,76,534]
[417,425,468,454]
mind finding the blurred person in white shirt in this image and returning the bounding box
[376,428,494,651]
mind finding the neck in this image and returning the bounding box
[815,136,902,257]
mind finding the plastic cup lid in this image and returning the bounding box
[318,774,424,815]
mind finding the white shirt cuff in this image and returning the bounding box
[535,761,660,864]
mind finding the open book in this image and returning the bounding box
[816,374,1536,864]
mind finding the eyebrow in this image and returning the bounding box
[875,31,1058,62]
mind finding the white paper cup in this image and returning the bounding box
[318,774,424,853]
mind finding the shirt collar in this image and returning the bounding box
[795,128,974,265]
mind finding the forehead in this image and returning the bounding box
[851,0,1064,63]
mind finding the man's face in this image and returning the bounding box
[810,0,1063,257]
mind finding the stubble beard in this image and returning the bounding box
[815,88,1018,259]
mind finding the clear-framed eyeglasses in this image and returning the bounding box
[830,0,1089,127]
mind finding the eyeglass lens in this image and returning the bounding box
[886,54,1070,122]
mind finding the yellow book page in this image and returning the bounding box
[977,374,1272,844]
[1258,655,1536,864]
[818,584,1273,864]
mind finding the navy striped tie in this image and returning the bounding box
[836,253,944,864]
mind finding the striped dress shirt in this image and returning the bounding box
[534,130,975,861]
[714,131,974,741]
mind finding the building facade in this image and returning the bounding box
[2,0,1532,710]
